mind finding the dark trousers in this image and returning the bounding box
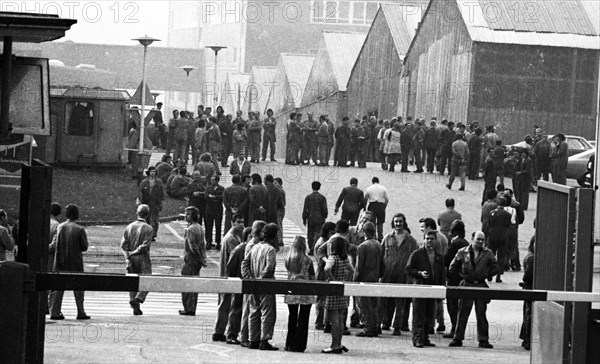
[367,202,386,241]
[438,147,451,174]
[289,142,301,164]
[446,296,460,334]
[519,300,532,344]
[181,258,202,313]
[205,206,223,245]
[315,295,325,326]
[490,242,509,276]
[286,304,311,352]
[307,223,323,254]
[387,153,399,172]
[215,293,232,335]
[469,153,481,179]
[49,289,85,317]
[341,210,360,226]
[262,134,276,160]
[448,162,467,189]
[413,147,423,171]
[356,140,366,167]
[148,206,160,237]
[412,298,435,345]
[507,224,520,269]
[401,147,411,171]
[454,297,490,342]
[359,296,379,335]
[426,148,436,172]
[380,297,404,328]
[221,140,232,166]
[227,293,243,340]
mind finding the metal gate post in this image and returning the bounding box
[16,160,52,363]
[0,262,33,364]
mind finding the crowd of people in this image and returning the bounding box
[136,103,570,212]
[131,167,533,352]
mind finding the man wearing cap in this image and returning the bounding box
[138,166,165,240]
[179,206,206,316]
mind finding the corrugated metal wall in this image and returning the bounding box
[534,184,575,291]
[346,10,402,120]
[400,0,473,121]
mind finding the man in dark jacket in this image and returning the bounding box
[400,122,415,172]
[220,114,234,167]
[302,181,328,255]
[334,117,352,167]
[179,206,206,316]
[223,175,249,233]
[334,178,364,225]
[449,231,499,349]
[406,230,446,348]
[380,213,419,335]
[261,109,277,161]
[205,174,225,250]
[248,174,270,225]
[485,197,512,283]
[468,128,483,179]
[264,174,283,245]
[424,119,438,173]
[138,166,164,239]
[48,204,90,320]
[354,222,384,337]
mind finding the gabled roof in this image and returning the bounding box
[225,72,251,91]
[251,66,277,89]
[380,2,428,57]
[322,31,367,91]
[456,0,600,49]
[279,53,315,96]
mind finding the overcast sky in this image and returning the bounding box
[3,1,170,46]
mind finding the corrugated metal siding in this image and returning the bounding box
[382,2,427,56]
[401,0,473,121]
[346,6,404,120]
[323,32,367,91]
[468,108,596,144]
[280,53,315,103]
[301,38,338,108]
[534,186,575,291]
[458,0,600,49]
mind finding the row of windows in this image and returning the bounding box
[311,0,379,25]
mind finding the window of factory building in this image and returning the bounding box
[65,102,94,137]
[311,1,379,25]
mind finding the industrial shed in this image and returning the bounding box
[346,1,427,120]
[271,53,315,158]
[298,31,366,125]
[400,0,600,143]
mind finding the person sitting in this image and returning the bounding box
[170,167,191,200]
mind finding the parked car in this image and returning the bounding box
[566,149,594,186]
[510,135,593,157]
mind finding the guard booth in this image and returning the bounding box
[33,86,131,167]
[532,181,597,363]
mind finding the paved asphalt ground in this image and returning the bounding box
[43,158,599,363]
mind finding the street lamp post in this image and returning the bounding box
[206,45,227,110]
[132,35,160,155]
[180,65,196,112]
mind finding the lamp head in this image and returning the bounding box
[133,35,161,47]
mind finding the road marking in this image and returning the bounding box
[189,344,232,357]
[166,223,184,241]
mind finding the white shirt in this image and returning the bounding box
[364,184,389,205]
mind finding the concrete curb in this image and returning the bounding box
[78,214,184,227]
